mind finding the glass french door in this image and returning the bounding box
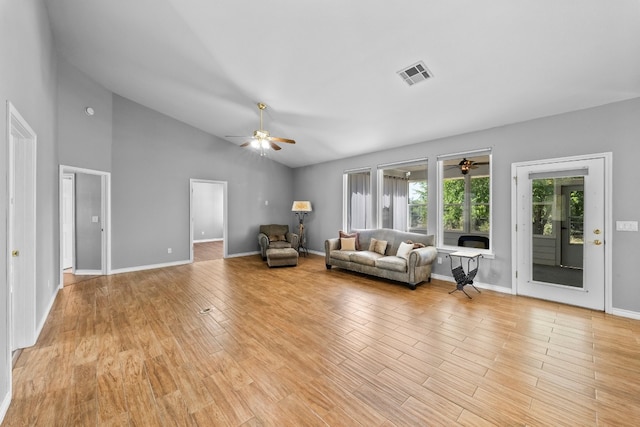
[514,156,606,310]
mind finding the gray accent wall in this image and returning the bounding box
[293,98,640,313]
[0,0,60,414]
[57,57,112,172]
[111,95,293,269]
[75,173,102,270]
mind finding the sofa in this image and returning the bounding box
[258,224,299,260]
[325,228,438,290]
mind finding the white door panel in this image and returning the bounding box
[514,156,606,310]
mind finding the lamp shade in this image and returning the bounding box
[291,201,312,212]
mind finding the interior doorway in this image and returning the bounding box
[58,166,111,286]
[190,179,227,262]
[512,153,611,311]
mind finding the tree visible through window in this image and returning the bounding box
[439,153,491,249]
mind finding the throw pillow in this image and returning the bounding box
[340,237,356,251]
[406,240,425,249]
[396,241,414,260]
[369,238,387,255]
[269,234,286,242]
[339,230,360,250]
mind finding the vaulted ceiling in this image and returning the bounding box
[45,0,640,168]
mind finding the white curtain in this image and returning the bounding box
[382,175,408,230]
[348,172,370,229]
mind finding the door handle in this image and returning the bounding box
[11,250,19,257]
[593,229,601,235]
[588,239,602,246]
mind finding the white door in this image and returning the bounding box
[514,155,607,310]
[62,174,75,270]
[8,104,37,350]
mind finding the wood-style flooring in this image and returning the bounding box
[4,254,640,426]
[193,241,224,263]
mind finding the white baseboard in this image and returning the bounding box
[226,251,260,259]
[0,389,10,426]
[308,249,325,256]
[430,273,513,294]
[194,238,223,243]
[611,307,640,320]
[74,269,102,276]
[36,287,59,342]
[111,259,191,275]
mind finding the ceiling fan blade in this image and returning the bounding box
[239,142,251,148]
[269,141,282,151]
[269,136,295,144]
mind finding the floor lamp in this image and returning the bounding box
[291,201,312,256]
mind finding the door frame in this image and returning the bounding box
[6,102,37,351]
[58,165,111,286]
[511,152,612,313]
[61,173,75,272]
[189,179,228,261]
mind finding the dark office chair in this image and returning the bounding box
[458,235,489,249]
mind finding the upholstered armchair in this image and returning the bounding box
[258,224,299,260]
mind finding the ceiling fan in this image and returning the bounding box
[449,158,490,175]
[226,103,296,156]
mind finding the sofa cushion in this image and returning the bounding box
[339,230,360,250]
[269,241,292,249]
[375,256,408,273]
[330,250,354,261]
[340,237,356,251]
[350,251,383,266]
[368,238,388,255]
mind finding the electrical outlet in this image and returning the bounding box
[167,248,172,254]
[201,231,205,235]
[437,257,442,264]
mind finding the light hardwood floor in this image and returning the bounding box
[4,254,640,426]
[193,241,224,263]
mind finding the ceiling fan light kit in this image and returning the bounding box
[227,102,296,156]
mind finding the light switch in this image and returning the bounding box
[92,216,99,223]
[616,221,638,232]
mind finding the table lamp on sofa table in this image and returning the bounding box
[292,201,312,256]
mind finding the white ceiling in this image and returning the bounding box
[45,0,640,168]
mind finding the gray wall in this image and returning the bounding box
[57,57,112,172]
[111,95,294,269]
[193,181,224,241]
[293,98,640,313]
[75,173,102,270]
[0,0,59,413]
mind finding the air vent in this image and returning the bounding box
[398,61,433,86]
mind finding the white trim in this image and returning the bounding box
[611,308,640,321]
[110,259,191,275]
[74,269,103,276]
[225,251,260,258]
[308,249,325,257]
[0,390,10,425]
[35,287,58,341]
[189,179,228,262]
[194,238,223,243]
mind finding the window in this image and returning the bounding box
[377,160,428,233]
[343,169,371,231]
[438,152,491,249]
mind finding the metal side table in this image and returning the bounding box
[448,251,483,299]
